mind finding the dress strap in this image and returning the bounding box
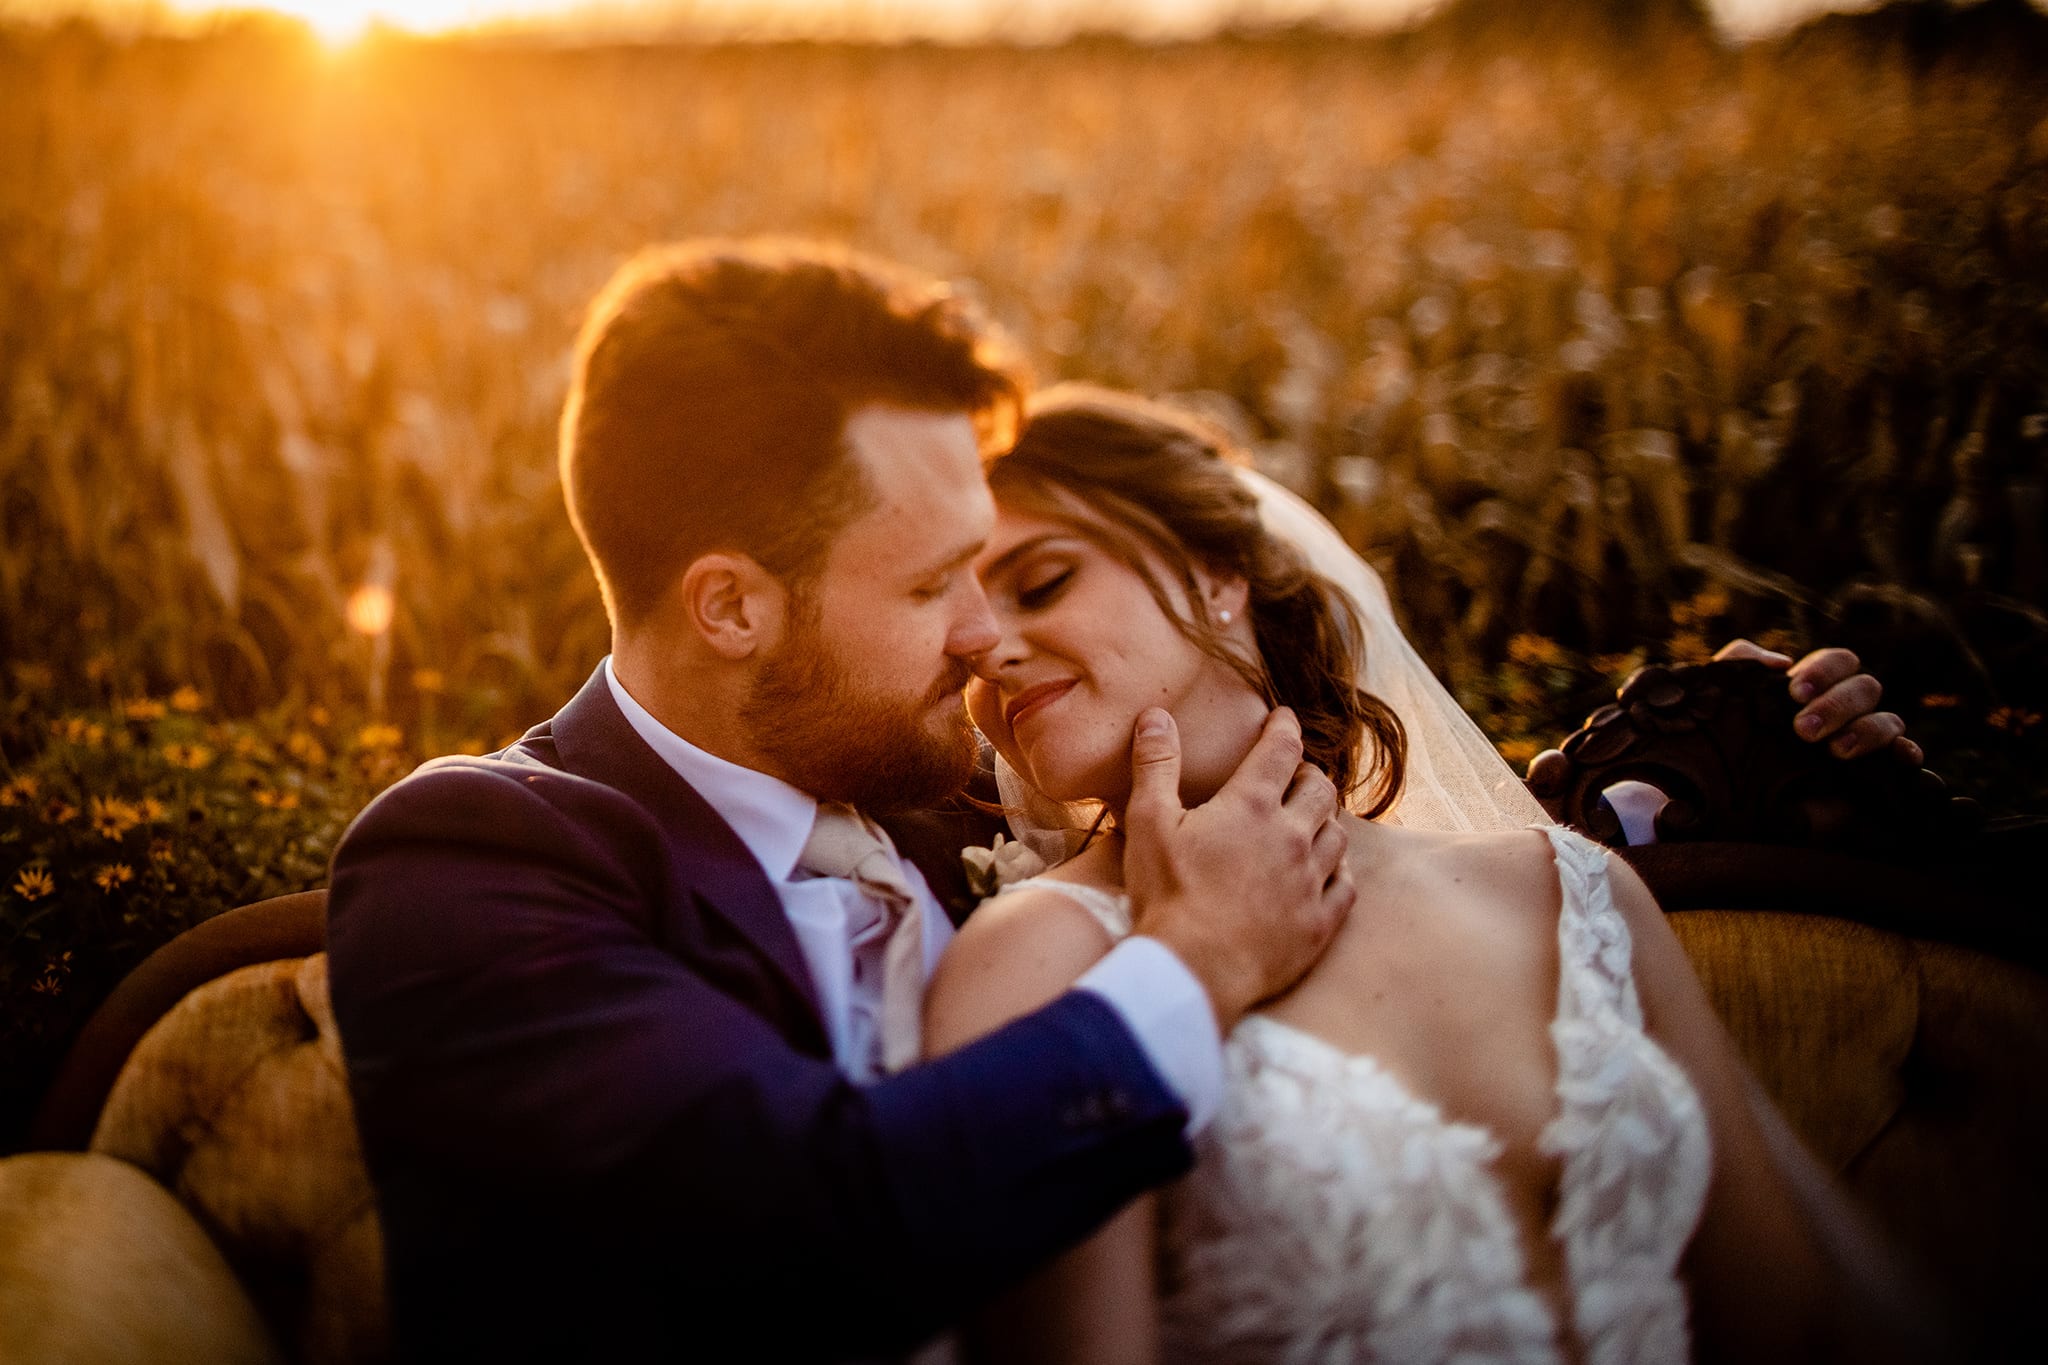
[986,877,1135,942]
[1536,823,1644,1030]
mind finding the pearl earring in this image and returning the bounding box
[1218,609,1233,625]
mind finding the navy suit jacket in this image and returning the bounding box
[326,667,1191,1363]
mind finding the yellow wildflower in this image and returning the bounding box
[1497,737,1545,767]
[169,685,204,713]
[123,698,167,722]
[29,951,72,997]
[149,838,176,865]
[356,724,404,751]
[286,732,328,765]
[43,799,79,826]
[1988,707,2041,735]
[9,662,54,691]
[84,652,115,683]
[82,723,107,749]
[1507,633,1566,668]
[253,789,302,810]
[1919,694,1962,709]
[412,668,446,694]
[93,863,136,892]
[1670,586,1732,626]
[13,867,55,900]
[1665,629,1714,665]
[1592,651,1645,680]
[0,776,39,807]
[139,796,168,822]
[162,743,216,770]
[90,796,143,840]
[306,705,332,728]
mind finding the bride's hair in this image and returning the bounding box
[987,384,1406,816]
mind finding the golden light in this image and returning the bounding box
[170,0,524,45]
[345,584,396,636]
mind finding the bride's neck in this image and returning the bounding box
[1089,685,1273,866]
[1163,685,1276,810]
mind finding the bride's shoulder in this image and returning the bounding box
[1359,821,1560,872]
[1362,823,1571,916]
[925,872,1124,1055]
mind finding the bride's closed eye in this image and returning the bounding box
[1014,564,1074,611]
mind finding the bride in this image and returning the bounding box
[924,385,1934,1364]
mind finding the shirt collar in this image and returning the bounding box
[603,656,817,883]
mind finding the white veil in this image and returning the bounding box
[994,467,1549,863]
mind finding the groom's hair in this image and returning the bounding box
[561,238,1025,629]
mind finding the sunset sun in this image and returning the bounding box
[213,0,502,43]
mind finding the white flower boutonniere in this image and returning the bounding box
[960,832,1048,901]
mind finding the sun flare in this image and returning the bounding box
[201,0,509,44]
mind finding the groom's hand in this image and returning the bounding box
[1714,639,1922,765]
[1122,707,1352,1034]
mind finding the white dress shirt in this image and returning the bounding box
[603,659,1222,1129]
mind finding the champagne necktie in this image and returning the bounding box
[796,803,924,1074]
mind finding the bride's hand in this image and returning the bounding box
[1121,707,1352,1033]
[1714,638,1922,765]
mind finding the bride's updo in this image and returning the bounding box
[986,384,1406,816]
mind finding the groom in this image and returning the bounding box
[326,240,1355,1363]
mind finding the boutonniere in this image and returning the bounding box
[960,832,1048,900]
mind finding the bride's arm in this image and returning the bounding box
[924,888,1164,1365]
[1605,861,1951,1364]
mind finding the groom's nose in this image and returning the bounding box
[945,582,1002,660]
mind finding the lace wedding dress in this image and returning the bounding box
[986,826,1712,1365]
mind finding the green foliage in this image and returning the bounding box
[0,672,420,1141]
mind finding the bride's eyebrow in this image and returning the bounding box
[978,534,1075,580]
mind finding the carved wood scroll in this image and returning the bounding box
[1524,659,1984,859]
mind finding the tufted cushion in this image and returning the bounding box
[0,1150,284,1364]
[90,953,388,1365]
[1670,910,2048,1358]
[1668,911,1920,1168]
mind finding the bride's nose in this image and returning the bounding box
[968,609,1028,682]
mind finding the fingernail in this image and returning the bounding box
[1790,679,1817,703]
[1797,714,1823,738]
[1137,709,1171,738]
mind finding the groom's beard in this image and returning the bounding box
[743,607,979,815]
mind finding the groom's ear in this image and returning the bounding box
[677,552,788,661]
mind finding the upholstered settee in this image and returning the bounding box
[5,870,2044,1364]
[2,662,2042,1363]
[4,897,382,1365]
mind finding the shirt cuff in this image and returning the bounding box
[1600,779,1670,846]
[1076,936,1225,1136]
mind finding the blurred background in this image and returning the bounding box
[2,0,2045,1124]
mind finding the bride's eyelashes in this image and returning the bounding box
[1014,564,1075,611]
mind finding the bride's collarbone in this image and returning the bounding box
[1259,831,1567,1143]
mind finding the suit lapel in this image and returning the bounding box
[546,668,825,1037]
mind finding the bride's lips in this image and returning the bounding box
[1004,679,1078,733]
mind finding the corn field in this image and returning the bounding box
[1,13,2044,773]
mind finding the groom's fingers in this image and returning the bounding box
[1283,759,1341,828]
[1124,707,1186,834]
[1310,815,1350,889]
